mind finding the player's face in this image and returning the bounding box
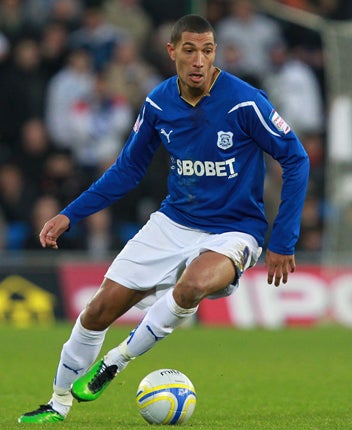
[167,31,217,100]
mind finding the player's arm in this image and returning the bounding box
[39,102,160,250]
[249,91,310,285]
[60,102,160,227]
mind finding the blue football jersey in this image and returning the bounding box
[61,70,309,254]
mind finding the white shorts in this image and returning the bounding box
[105,212,262,308]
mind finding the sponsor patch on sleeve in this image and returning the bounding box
[269,110,291,134]
[133,106,145,133]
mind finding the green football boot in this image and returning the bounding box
[71,359,117,402]
[18,404,64,423]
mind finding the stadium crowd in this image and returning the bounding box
[0,0,350,255]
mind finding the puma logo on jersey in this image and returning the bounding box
[160,128,173,143]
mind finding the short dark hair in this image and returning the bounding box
[170,14,216,45]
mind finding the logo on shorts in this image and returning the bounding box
[240,246,250,272]
[217,131,234,150]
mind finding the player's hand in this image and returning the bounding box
[265,249,295,287]
[39,214,70,249]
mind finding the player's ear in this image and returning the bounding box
[167,43,176,61]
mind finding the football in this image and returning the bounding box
[136,368,196,425]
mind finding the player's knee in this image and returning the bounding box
[174,278,208,308]
[81,299,113,330]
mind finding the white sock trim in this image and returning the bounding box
[78,315,109,345]
[166,289,198,317]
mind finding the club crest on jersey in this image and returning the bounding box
[270,110,291,134]
[217,131,234,150]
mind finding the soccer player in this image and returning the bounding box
[18,14,310,423]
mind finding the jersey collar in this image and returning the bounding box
[177,68,222,107]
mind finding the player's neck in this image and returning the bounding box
[179,67,220,106]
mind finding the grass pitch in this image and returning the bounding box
[2,323,352,429]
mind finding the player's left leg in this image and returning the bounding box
[114,251,236,357]
[71,251,236,402]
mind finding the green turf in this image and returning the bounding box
[1,323,352,429]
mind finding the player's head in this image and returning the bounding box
[169,14,216,46]
[167,15,217,99]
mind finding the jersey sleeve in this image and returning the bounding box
[60,101,160,226]
[248,90,310,254]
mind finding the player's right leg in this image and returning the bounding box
[18,280,148,423]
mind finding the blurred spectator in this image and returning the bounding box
[0,162,37,222]
[0,38,47,143]
[301,132,325,197]
[215,0,284,86]
[0,0,37,44]
[206,0,228,26]
[82,208,117,258]
[67,70,133,179]
[263,43,324,137]
[45,48,94,147]
[16,118,54,189]
[103,0,153,48]
[12,38,47,115]
[297,225,323,253]
[216,41,243,81]
[144,21,176,79]
[48,0,83,32]
[40,21,70,80]
[22,0,53,31]
[0,31,11,148]
[23,0,82,33]
[141,0,187,26]
[0,162,38,249]
[296,194,324,252]
[275,2,325,93]
[300,194,323,230]
[24,194,81,250]
[68,3,128,71]
[40,150,87,206]
[105,37,162,115]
